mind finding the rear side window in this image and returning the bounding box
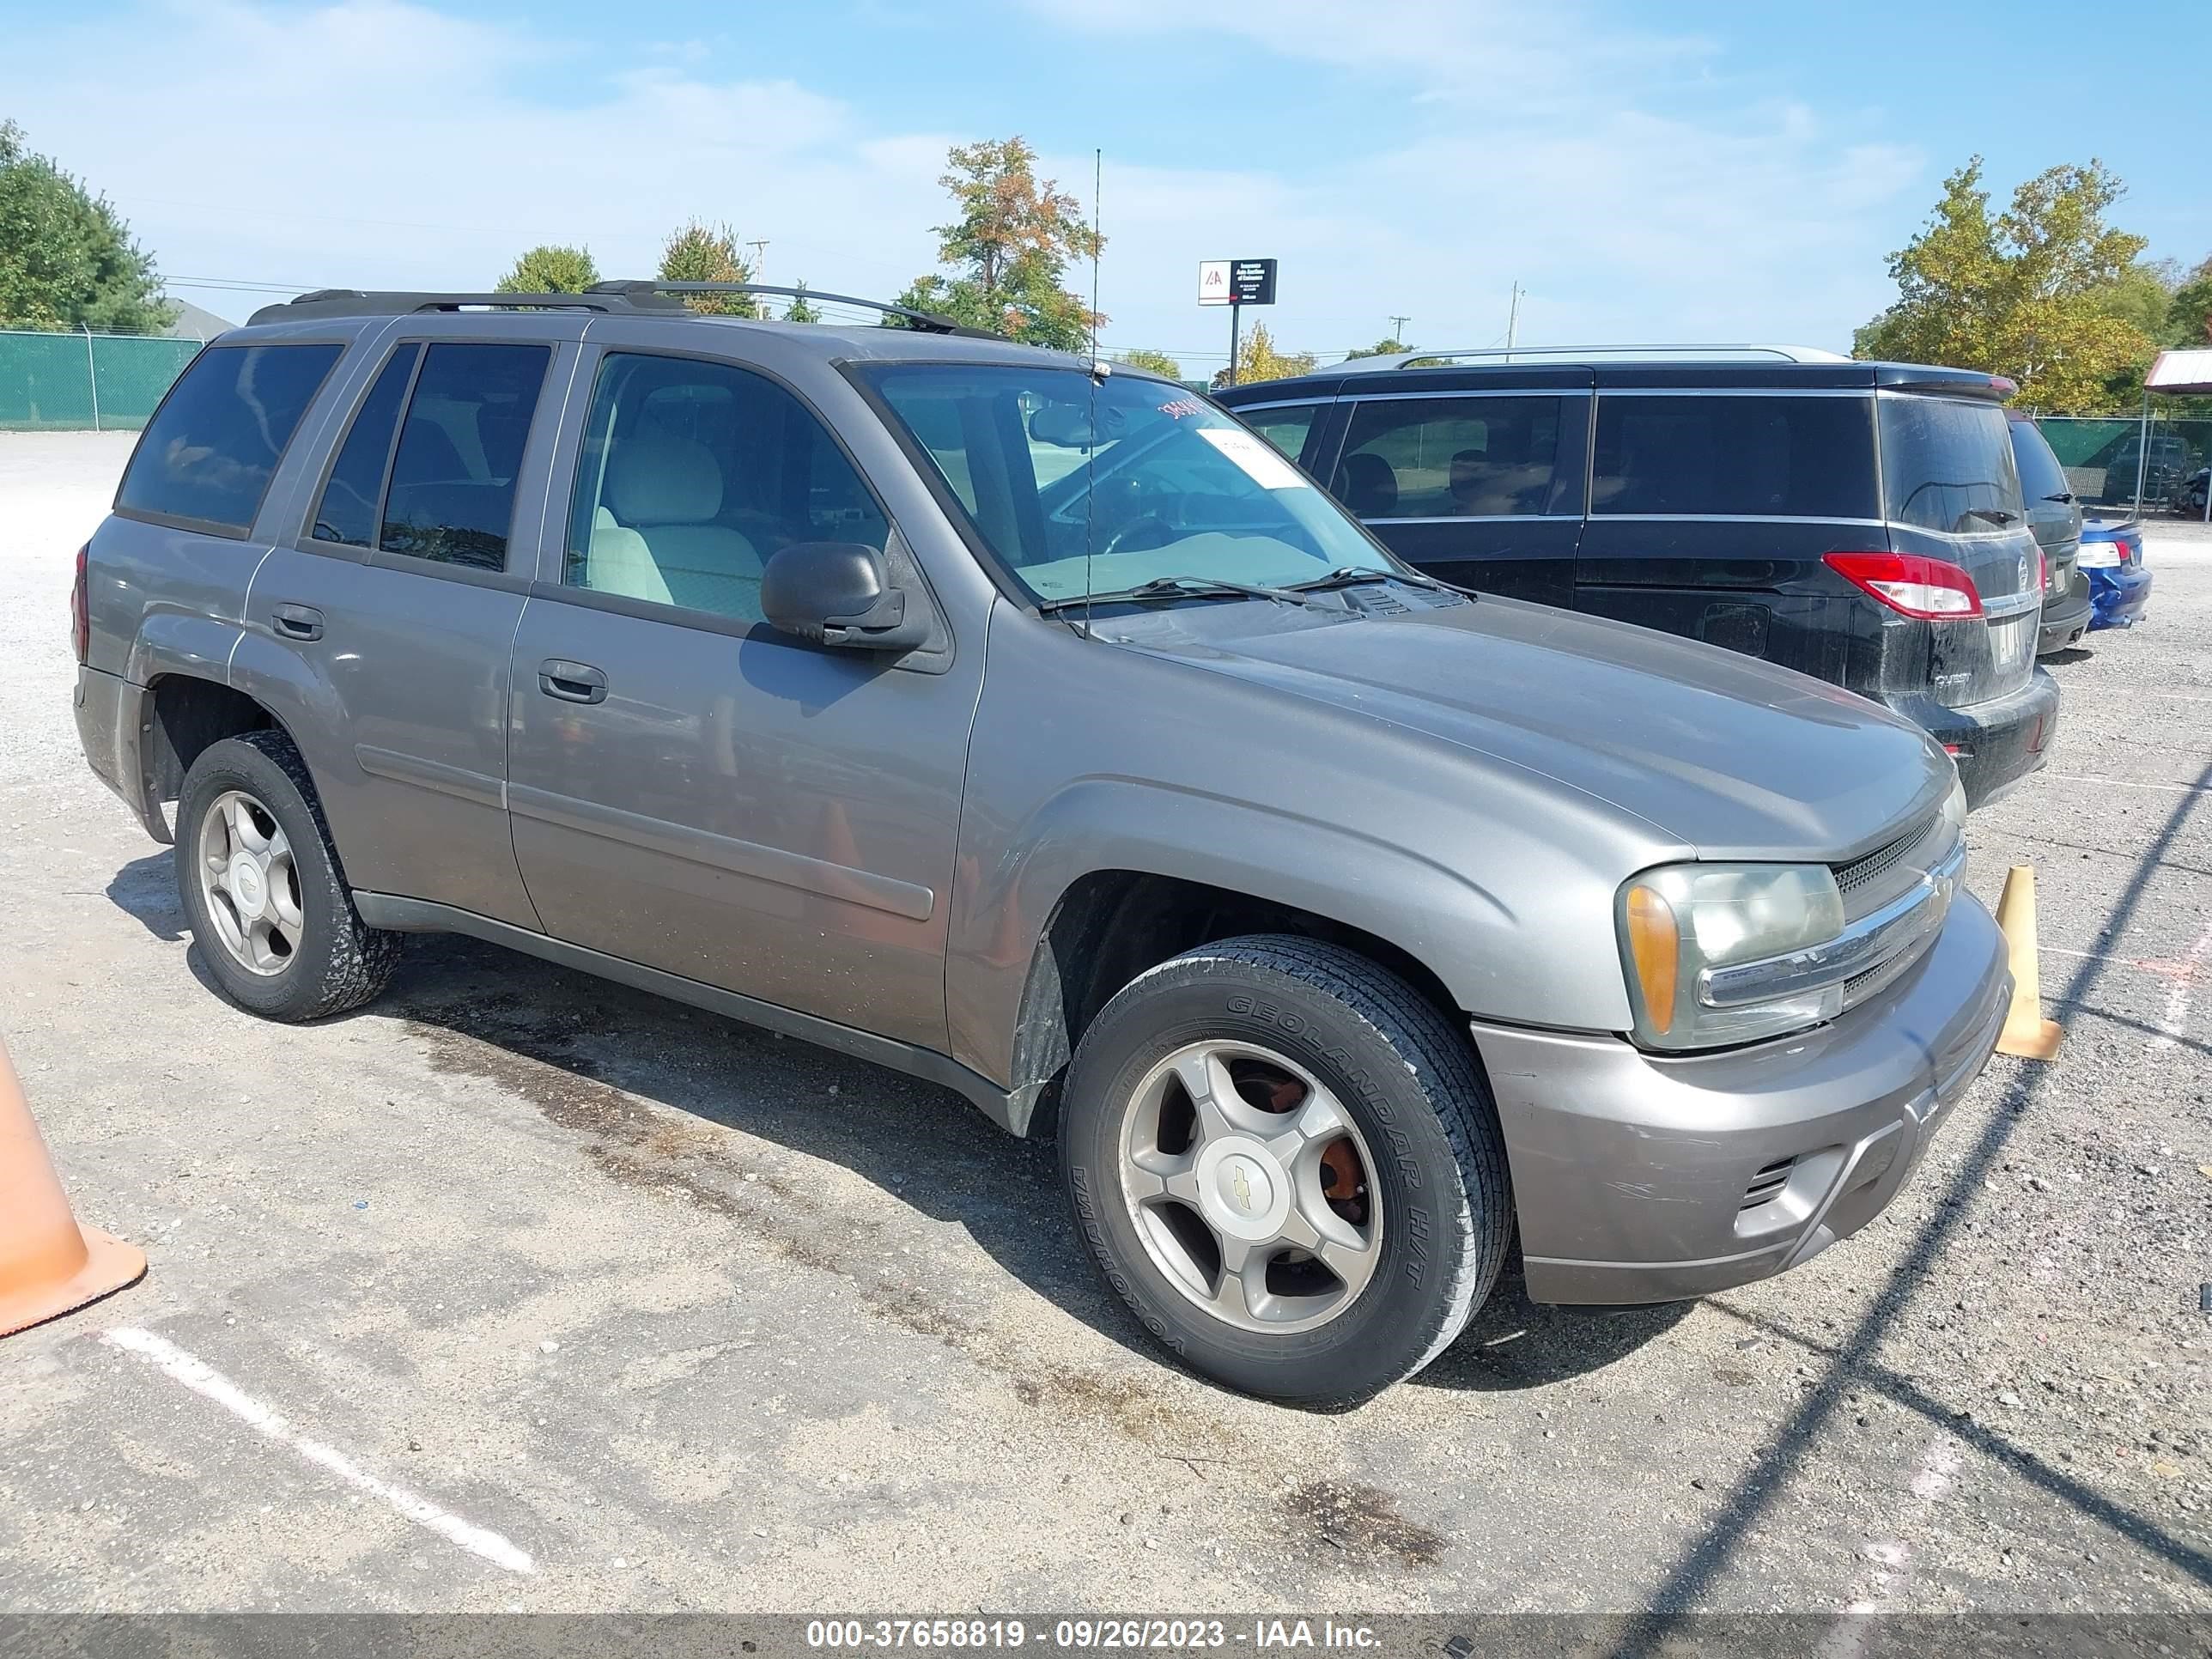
[1592,394,1876,519]
[309,344,421,547]
[1879,396,2022,535]
[380,343,552,571]
[116,343,342,536]
[1338,396,1573,518]
[2008,416,2069,504]
[1242,403,1322,464]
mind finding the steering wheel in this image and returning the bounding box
[1098,514,1176,558]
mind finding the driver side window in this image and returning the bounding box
[564,352,888,625]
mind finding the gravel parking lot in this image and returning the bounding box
[1,430,2207,1619]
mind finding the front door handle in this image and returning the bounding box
[538,659,607,704]
[273,604,324,641]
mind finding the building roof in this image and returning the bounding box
[2145,348,2212,395]
[162,298,235,341]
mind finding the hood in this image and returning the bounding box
[1111,595,1953,860]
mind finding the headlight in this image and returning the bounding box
[1618,863,1847,1051]
[1939,775,1967,842]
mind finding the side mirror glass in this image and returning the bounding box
[760,542,929,652]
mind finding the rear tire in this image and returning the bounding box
[1059,934,1511,1408]
[174,730,401,1021]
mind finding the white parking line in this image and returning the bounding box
[1820,1436,1961,1654]
[2151,917,2212,1049]
[2041,773,2211,794]
[102,1328,536,1575]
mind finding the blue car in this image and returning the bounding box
[2078,514,2154,629]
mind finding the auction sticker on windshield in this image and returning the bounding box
[1198,426,1307,490]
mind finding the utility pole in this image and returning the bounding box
[747,240,770,282]
[1504,283,1522,356]
[1389,314,1410,343]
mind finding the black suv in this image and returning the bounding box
[1219,347,2059,807]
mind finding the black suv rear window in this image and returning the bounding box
[1880,396,2022,535]
[1591,394,1876,520]
[116,343,342,536]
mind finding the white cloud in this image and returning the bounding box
[0,0,1925,359]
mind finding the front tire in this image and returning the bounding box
[174,730,401,1022]
[1060,934,1511,1408]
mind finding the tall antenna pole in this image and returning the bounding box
[1504,283,1522,356]
[1082,148,1103,642]
[1089,149,1102,365]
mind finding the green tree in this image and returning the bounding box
[1343,337,1409,359]
[658,222,759,317]
[495,244,599,295]
[782,279,821,324]
[0,121,173,332]
[1853,157,2151,410]
[897,137,1103,349]
[1208,323,1317,390]
[1112,347,1182,378]
[2170,255,2212,347]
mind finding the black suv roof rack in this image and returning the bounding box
[247,281,997,338]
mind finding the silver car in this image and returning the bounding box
[71,284,2010,1406]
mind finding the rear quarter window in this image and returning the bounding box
[115,343,343,536]
[1592,393,1876,520]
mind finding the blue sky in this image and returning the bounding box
[3,0,2207,367]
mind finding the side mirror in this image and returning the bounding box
[760,542,930,652]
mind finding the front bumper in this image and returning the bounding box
[2087,564,2153,629]
[1471,896,2010,1306]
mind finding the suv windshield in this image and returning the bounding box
[867,364,1393,603]
[1878,395,2023,535]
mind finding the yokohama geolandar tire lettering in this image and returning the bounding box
[1057,934,1512,1407]
[173,731,402,1022]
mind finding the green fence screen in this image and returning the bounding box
[2033,413,2212,508]
[0,329,205,432]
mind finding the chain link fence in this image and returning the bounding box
[2033,412,2212,517]
[0,329,206,432]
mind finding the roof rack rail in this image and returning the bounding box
[1334,343,1853,373]
[591,280,1001,338]
[246,281,1006,339]
[245,287,690,325]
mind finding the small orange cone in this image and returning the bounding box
[0,1037,145,1338]
[1993,866,2063,1060]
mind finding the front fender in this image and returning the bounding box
[945,774,1632,1091]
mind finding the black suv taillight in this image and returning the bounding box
[70,544,89,665]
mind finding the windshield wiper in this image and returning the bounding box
[1285,565,1464,597]
[1037,575,1338,615]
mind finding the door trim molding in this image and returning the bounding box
[354,744,504,811]
[351,892,1017,1129]
[505,781,937,921]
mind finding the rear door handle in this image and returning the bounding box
[273,604,324,641]
[538,659,607,704]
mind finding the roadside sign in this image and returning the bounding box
[1198,258,1277,307]
[1230,258,1277,306]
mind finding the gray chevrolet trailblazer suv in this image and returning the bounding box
[72,283,2011,1407]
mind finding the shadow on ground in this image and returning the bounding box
[102,846,1684,1398]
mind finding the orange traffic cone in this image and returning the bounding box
[0,1037,145,1337]
[1993,866,2063,1061]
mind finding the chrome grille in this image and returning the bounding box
[1832,808,1954,921]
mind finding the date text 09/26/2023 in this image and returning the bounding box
[805,1620,1385,1650]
